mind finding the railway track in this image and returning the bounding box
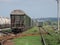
[39,27,47,45]
[39,27,60,45]
[41,34,46,45]
[39,27,55,45]
[0,31,15,45]
[39,27,51,45]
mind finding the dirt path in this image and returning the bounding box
[3,40,14,45]
[2,34,39,45]
[15,33,40,38]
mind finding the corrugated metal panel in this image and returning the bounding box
[11,15,24,27]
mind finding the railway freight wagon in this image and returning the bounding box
[10,10,32,34]
[37,20,44,27]
[31,19,35,27]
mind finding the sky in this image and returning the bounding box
[0,0,58,18]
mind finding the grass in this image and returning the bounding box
[13,36,42,45]
[12,27,42,45]
[22,27,39,34]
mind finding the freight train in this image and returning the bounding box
[10,10,34,34]
[0,17,10,29]
[37,20,44,27]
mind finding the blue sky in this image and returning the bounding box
[0,0,57,18]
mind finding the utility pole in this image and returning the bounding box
[56,0,60,31]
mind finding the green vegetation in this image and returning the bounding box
[13,36,42,45]
[43,26,60,45]
[12,27,42,45]
[44,33,60,45]
[12,25,60,45]
[22,27,39,34]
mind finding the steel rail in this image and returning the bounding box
[39,27,47,45]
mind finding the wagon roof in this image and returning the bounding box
[10,10,25,15]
